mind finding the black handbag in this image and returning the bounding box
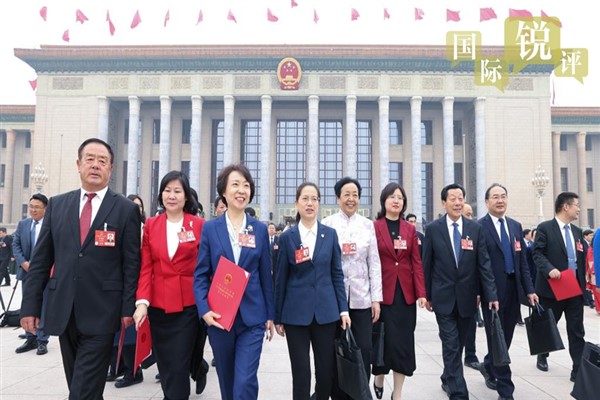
[571,342,600,399]
[490,309,511,366]
[334,328,372,400]
[371,321,385,367]
[524,303,565,355]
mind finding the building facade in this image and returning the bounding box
[1,45,598,229]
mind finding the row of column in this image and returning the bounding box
[96,95,486,223]
[1,130,16,223]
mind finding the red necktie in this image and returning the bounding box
[80,193,96,245]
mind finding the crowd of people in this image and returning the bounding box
[0,137,597,400]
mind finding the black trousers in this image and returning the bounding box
[285,320,338,400]
[59,310,114,400]
[0,260,10,284]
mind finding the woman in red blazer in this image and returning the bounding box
[372,182,427,400]
[133,170,205,400]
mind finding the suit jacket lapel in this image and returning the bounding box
[83,189,117,248]
[440,216,456,264]
[550,219,568,258]
[375,218,397,260]
[215,217,235,264]
[312,223,326,262]
[483,214,503,252]
[69,190,82,246]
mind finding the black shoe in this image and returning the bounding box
[441,383,450,396]
[155,373,160,380]
[517,321,525,326]
[464,360,481,370]
[536,355,548,372]
[373,382,384,399]
[15,338,38,353]
[478,365,497,390]
[477,321,484,328]
[36,342,48,355]
[1,282,10,286]
[106,372,118,382]
[211,357,216,367]
[115,373,143,388]
[196,372,207,394]
[18,333,27,339]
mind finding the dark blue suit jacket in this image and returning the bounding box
[274,223,348,325]
[194,214,275,326]
[12,217,36,281]
[477,214,535,305]
[422,215,497,317]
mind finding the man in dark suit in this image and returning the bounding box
[20,138,141,400]
[13,193,51,355]
[267,222,279,281]
[406,213,424,256]
[533,191,587,382]
[477,183,538,400]
[422,183,498,400]
[0,227,13,286]
[523,229,536,286]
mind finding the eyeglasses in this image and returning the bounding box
[299,196,320,204]
[387,195,404,201]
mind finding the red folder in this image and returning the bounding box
[207,256,250,331]
[133,318,152,375]
[548,268,583,301]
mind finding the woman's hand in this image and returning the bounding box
[341,315,351,330]
[265,320,275,342]
[417,297,427,308]
[202,311,224,330]
[275,324,286,337]
[133,304,148,330]
[371,301,381,323]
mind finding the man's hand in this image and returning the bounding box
[265,320,274,342]
[20,316,40,334]
[121,317,133,329]
[548,268,561,279]
[202,311,224,330]
[21,261,30,272]
[425,301,433,312]
[527,293,539,306]
[371,301,381,323]
[489,301,500,311]
[275,324,285,337]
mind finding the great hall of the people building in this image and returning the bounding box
[0,44,598,229]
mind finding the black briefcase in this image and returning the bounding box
[524,303,565,355]
[334,328,372,400]
[491,309,511,366]
[371,321,385,367]
[571,342,600,399]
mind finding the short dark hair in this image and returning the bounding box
[554,192,579,214]
[214,196,224,209]
[295,182,321,223]
[441,183,465,201]
[334,177,362,199]
[484,183,508,199]
[0,227,6,233]
[523,228,532,236]
[78,138,114,164]
[268,222,276,228]
[216,164,255,206]
[245,207,256,217]
[583,229,594,236]
[376,182,407,220]
[30,193,48,207]
[127,194,146,223]
[157,170,198,215]
[406,213,417,221]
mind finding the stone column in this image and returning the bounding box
[223,95,235,167]
[552,131,561,197]
[378,96,390,186]
[410,96,422,223]
[158,95,172,181]
[474,97,486,218]
[260,95,273,221]
[442,96,455,185]
[2,129,16,223]
[189,95,203,191]
[345,95,357,177]
[576,131,587,226]
[307,95,320,184]
[97,96,110,142]
[126,96,141,195]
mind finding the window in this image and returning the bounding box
[421,120,433,145]
[0,131,6,148]
[588,209,595,229]
[24,131,31,148]
[276,121,306,204]
[319,121,343,205]
[182,119,192,144]
[585,135,592,151]
[389,162,403,186]
[453,121,463,145]
[241,121,261,205]
[560,168,569,192]
[356,121,372,206]
[152,119,161,144]
[421,163,433,223]
[587,168,593,192]
[0,164,5,187]
[210,120,225,198]
[124,119,129,144]
[454,163,464,186]
[21,204,28,219]
[389,121,403,145]
[559,135,567,151]
[151,161,160,215]
[181,161,190,179]
[122,161,128,195]
[23,164,30,188]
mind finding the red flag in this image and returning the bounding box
[313,9,319,24]
[509,9,532,17]
[130,10,142,29]
[541,10,562,27]
[62,29,70,42]
[164,10,170,27]
[414,8,424,21]
[384,8,390,20]
[446,9,460,22]
[75,9,88,24]
[480,7,497,22]
[196,10,203,25]
[106,10,115,36]
[29,79,37,91]
[267,9,279,22]
[351,8,360,21]
[291,0,298,8]
[227,9,237,23]
[39,6,47,21]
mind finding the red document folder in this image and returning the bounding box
[133,318,152,375]
[207,256,250,331]
[548,268,583,301]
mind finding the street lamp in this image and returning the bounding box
[531,165,549,223]
[31,163,48,194]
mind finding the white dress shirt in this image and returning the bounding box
[79,186,109,227]
[297,220,318,259]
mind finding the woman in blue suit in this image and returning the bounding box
[275,182,351,400]
[194,164,275,400]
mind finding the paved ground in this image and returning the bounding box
[1,277,598,399]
